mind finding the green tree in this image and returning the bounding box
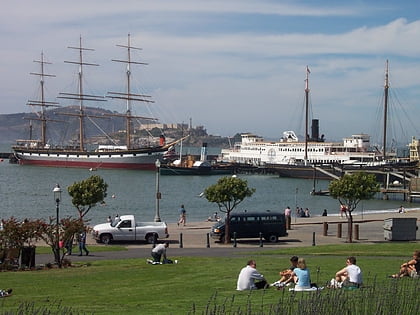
[204,176,255,244]
[68,175,108,219]
[329,172,379,242]
[38,217,86,267]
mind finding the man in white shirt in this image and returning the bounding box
[151,242,169,263]
[237,260,268,290]
[335,256,362,288]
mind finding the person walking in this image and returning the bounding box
[178,205,187,226]
[78,229,89,256]
[340,204,348,218]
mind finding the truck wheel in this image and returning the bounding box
[100,234,112,245]
[265,234,278,243]
[146,233,157,244]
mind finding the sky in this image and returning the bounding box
[1,0,420,147]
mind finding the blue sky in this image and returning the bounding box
[1,0,420,147]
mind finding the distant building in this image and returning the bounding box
[138,123,189,130]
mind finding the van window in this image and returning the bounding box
[244,216,259,223]
[231,216,240,223]
[260,215,283,222]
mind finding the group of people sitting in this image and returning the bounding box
[237,250,420,291]
[237,255,362,291]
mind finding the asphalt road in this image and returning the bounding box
[34,210,420,265]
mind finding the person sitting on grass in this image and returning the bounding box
[237,260,268,290]
[271,256,299,288]
[331,256,362,288]
[290,258,311,291]
[390,250,420,278]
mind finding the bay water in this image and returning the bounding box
[0,156,416,226]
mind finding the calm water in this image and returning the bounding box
[0,156,417,226]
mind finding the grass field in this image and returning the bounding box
[0,243,419,314]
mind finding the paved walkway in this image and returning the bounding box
[34,210,420,265]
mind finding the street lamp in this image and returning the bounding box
[154,159,161,222]
[53,184,62,268]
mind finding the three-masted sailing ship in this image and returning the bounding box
[13,35,181,170]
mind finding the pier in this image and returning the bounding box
[0,152,13,159]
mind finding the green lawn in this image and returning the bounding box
[0,242,418,314]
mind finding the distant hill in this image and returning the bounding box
[0,106,125,144]
[0,106,234,148]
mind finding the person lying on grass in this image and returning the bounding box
[0,289,12,298]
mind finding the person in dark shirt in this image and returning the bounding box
[271,256,299,288]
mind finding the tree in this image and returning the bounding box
[38,217,86,267]
[203,176,255,244]
[0,217,44,269]
[68,175,108,219]
[329,172,379,243]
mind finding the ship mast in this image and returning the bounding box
[58,36,106,151]
[304,66,310,164]
[107,34,157,150]
[27,52,59,147]
[383,60,389,160]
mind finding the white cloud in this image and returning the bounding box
[0,0,419,145]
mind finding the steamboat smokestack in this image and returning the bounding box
[311,119,319,141]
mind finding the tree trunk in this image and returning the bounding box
[347,212,353,243]
[224,212,231,244]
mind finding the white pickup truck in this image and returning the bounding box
[92,215,169,244]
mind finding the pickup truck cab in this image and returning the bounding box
[92,215,169,244]
[210,210,287,243]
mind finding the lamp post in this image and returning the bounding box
[53,183,62,268]
[154,159,161,222]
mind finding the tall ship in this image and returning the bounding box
[219,64,417,179]
[12,35,180,170]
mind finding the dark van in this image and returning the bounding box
[210,211,288,243]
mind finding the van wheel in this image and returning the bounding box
[266,234,278,243]
[219,234,225,242]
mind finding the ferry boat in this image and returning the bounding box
[12,35,181,170]
[220,130,380,167]
[219,64,417,179]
